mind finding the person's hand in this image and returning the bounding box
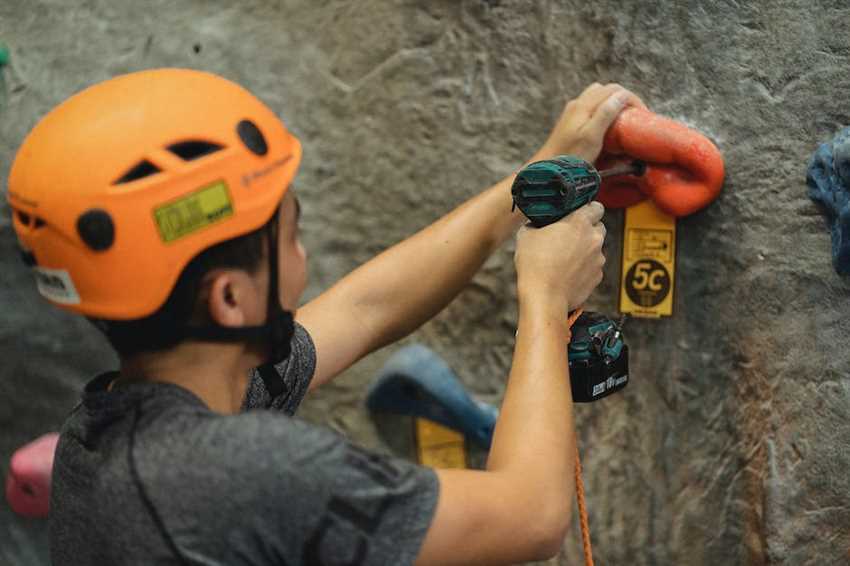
[535,83,646,163]
[514,202,606,312]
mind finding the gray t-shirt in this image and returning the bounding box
[49,324,438,565]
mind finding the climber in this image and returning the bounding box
[7,69,642,565]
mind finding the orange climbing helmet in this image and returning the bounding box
[7,68,302,320]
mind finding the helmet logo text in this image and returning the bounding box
[241,156,292,188]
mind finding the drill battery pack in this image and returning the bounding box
[568,311,629,402]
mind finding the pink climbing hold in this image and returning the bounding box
[6,432,59,518]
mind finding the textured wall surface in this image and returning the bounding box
[2,1,849,565]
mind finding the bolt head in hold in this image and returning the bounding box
[77,209,115,251]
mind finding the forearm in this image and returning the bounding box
[487,295,576,519]
[331,171,527,350]
[413,296,577,566]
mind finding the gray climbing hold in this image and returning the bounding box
[366,344,499,448]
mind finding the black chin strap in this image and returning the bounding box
[255,213,294,396]
[183,214,294,397]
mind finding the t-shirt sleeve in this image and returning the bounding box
[241,321,316,414]
[285,423,440,565]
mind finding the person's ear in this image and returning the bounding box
[206,271,256,327]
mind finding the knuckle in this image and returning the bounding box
[602,99,622,118]
[577,136,595,151]
[576,127,595,142]
[580,83,600,98]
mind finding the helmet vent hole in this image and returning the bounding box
[77,209,115,251]
[237,120,268,156]
[167,140,224,161]
[15,210,31,226]
[33,217,46,229]
[114,160,161,185]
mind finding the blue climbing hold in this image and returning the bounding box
[807,127,850,275]
[366,344,499,448]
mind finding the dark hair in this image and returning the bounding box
[90,222,270,359]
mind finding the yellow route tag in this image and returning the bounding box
[619,200,676,318]
[415,418,467,469]
[154,180,233,243]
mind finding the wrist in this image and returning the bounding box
[527,146,556,165]
[517,287,569,321]
[516,299,572,344]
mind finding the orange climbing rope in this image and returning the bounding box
[566,309,594,566]
[575,443,594,566]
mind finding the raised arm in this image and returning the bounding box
[298,83,643,389]
[415,202,606,565]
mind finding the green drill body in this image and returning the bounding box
[510,156,602,228]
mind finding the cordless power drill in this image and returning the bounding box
[510,155,643,402]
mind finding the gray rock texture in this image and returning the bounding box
[2,1,849,564]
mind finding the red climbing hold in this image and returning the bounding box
[6,432,59,518]
[597,107,725,217]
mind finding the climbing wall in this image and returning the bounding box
[1,1,848,564]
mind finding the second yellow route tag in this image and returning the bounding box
[415,418,467,469]
[619,200,677,318]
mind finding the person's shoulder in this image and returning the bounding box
[131,409,439,564]
[224,411,347,469]
[131,411,348,525]
[134,406,341,482]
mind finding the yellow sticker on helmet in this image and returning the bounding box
[154,181,233,243]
